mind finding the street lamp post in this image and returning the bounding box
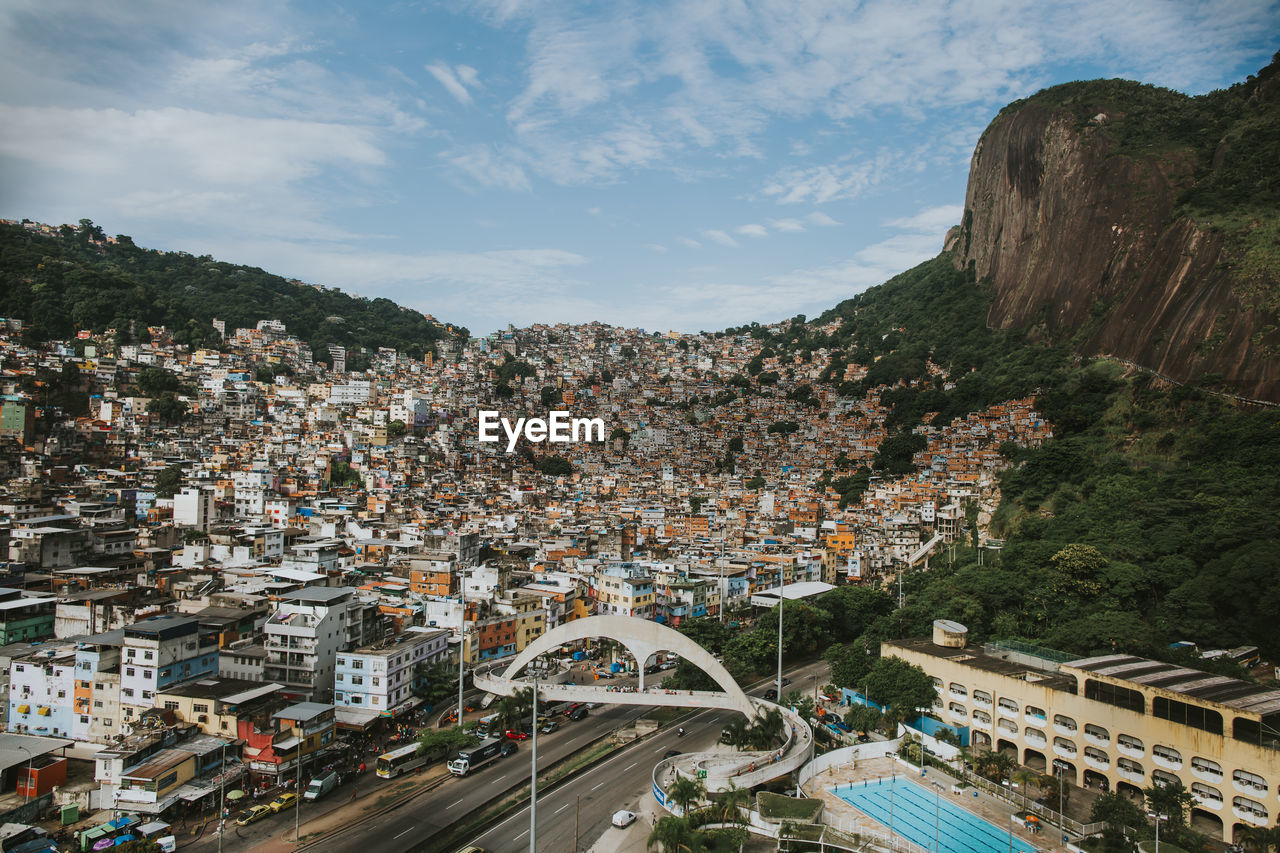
[14,746,32,805]
[1147,812,1165,852]
[217,741,227,853]
[1009,813,1016,853]
[529,661,539,853]
[776,594,783,701]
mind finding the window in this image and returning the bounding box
[353,660,363,669]
[144,650,153,660]
[1025,705,1046,720]
[80,715,89,724]
[1192,756,1223,778]
[163,701,179,710]
[126,667,135,677]
[123,688,135,698]
[1233,769,1267,794]
[1084,723,1110,743]
[373,677,380,686]
[1191,782,1222,803]
[1118,734,1144,753]
[1085,679,1145,714]
[1053,714,1076,731]
[1153,696,1223,735]
[193,703,208,713]
[351,676,363,685]
[972,689,991,705]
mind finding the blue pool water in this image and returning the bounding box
[834,776,1038,853]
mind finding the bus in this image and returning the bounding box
[376,743,433,779]
[475,712,501,738]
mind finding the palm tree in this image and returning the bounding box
[1011,768,1039,809]
[719,717,749,749]
[1241,824,1280,852]
[647,815,700,853]
[712,781,751,826]
[668,775,706,815]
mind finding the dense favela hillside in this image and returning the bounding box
[0,218,460,365]
[0,60,1276,690]
[955,53,1280,402]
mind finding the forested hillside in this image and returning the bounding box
[0,219,458,360]
[741,252,1280,664]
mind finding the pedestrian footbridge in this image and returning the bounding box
[472,615,813,793]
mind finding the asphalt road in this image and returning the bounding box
[466,657,831,853]
[304,700,655,853]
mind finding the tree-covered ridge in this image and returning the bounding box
[726,244,1280,662]
[993,52,1280,219]
[0,220,459,357]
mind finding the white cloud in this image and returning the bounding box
[646,243,668,253]
[442,145,531,191]
[769,218,806,233]
[888,203,964,234]
[426,61,479,106]
[677,237,702,249]
[807,211,841,227]
[703,229,739,247]
[736,223,768,238]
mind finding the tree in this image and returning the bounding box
[387,419,406,438]
[155,464,184,499]
[1143,778,1194,828]
[412,658,456,707]
[1090,791,1148,837]
[416,725,477,758]
[1240,824,1280,852]
[149,392,187,423]
[782,690,814,722]
[825,638,877,691]
[711,781,750,826]
[863,656,935,718]
[843,704,882,735]
[667,775,705,814]
[647,815,699,852]
[534,455,573,476]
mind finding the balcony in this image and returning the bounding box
[1152,746,1182,771]
[1232,796,1268,825]
[1192,757,1223,781]
[1117,759,1144,783]
[1191,783,1223,808]
[1083,747,1109,770]
[1024,707,1047,725]
[1233,771,1268,796]
[1053,714,1077,735]
[1053,737,1077,758]
[1084,724,1110,747]
[1117,735,1144,758]
[1024,727,1047,747]
[948,704,968,723]
[972,690,992,707]
[997,700,1019,718]
[972,710,992,729]
[998,719,1018,736]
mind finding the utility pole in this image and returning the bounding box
[218,741,226,853]
[574,794,580,852]
[776,594,784,701]
[294,744,302,843]
[529,664,538,853]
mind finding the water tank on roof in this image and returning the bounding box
[933,619,968,648]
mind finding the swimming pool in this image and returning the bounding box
[833,775,1038,853]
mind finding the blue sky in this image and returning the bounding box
[1,1,1276,335]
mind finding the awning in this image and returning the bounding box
[16,705,29,714]
[274,736,301,752]
[334,707,381,730]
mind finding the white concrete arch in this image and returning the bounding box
[499,614,756,717]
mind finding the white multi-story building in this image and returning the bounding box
[333,628,449,725]
[263,587,380,703]
[119,615,220,723]
[172,487,216,531]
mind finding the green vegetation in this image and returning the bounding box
[0,219,457,356]
[534,455,573,476]
[756,792,823,822]
[415,725,477,758]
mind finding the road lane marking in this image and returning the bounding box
[515,830,529,840]
[555,803,570,814]
[624,761,637,771]
[591,782,604,791]
[393,828,413,840]
[447,798,463,809]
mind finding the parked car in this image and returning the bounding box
[562,703,584,717]
[663,749,682,759]
[612,810,637,828]
[504,729,530,741]
[539,720,560,734]
[584,702,600,709]
[569,707,589,721]
[268,792,298,813]
[236,805,272,826]
[830,719,853,733]
[595,669,615,679]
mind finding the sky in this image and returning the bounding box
[0,2,1276,336]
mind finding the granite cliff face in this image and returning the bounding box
[955,61,1280,402]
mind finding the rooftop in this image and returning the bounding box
[1065,654,1280,716]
